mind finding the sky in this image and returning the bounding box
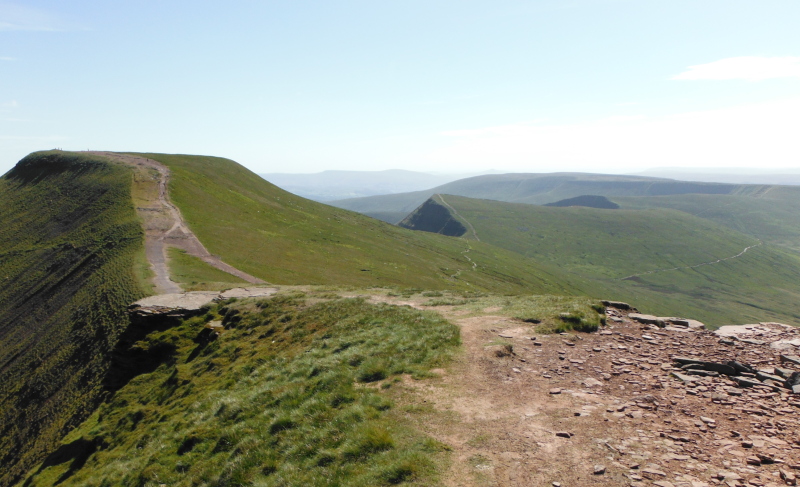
[2,0,800,175]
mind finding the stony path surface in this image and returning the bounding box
[375,296,800,487]
[88,152,264,294]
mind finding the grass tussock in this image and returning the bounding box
[23,296,460,486]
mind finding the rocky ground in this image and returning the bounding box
[387,299,800,487]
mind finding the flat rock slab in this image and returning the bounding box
[132,292,220,311]
[130,287,278,317]
[668,318,705,329]
[219,287,279,300]
[601,300,632,310]
[628,313,664,326]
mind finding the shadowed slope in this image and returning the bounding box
[398,196,467,237]
[0,151,146,487]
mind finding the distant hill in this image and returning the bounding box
[260,169,488,201]
[328,172,766,223]
[633,168,800,186]
[544,195,619,209]
[399,194,800,327]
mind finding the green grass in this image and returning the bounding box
[616,191,800,253]
[22,295,460,487]
[329,172,771,223]
[0,151,146,487]
[167,247,247,291]
[405,195,800,327]
[127,153,573,295]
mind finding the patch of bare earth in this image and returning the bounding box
[379,296,800,487]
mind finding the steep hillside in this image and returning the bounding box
[329,172,768,223]
[401,195,800,326]
[131,153,573,295]
[21,289,604,487]
[398,196,467,237]
[0,152,146,487]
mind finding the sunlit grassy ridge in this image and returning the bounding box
[0,151,145,487]
[403,195,800,327]
[132,153,572,295]
[22,294,460,487]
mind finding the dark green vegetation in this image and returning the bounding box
[132,153,572,295]
[398,197,467,237]
[544,195,619,209]
[167,247,247,291]
[402,195,800,327]
[330,172,769,223]
[22,294,460,486]
[0,152,145,487]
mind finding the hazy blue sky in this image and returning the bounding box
[2,1,799,175]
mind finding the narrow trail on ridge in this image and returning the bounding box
[617,240,763,281]
[88,151,265,294]
[436,194,480,279]
[438,194,481,242]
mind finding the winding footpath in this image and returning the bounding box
[88,152,264,294]
[437,194,481,242]
[618,239,763,281]
[436,194,480,278]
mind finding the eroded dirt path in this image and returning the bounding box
[370,295,800,487]
[88,152,264,294]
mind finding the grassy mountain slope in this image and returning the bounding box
[0,151,146,487]
[615,189,800,253]
[329,173,769,223]
[22,289,605,487]
[21,292,459,486]
[401,195,800,327]
[132,153,573,295]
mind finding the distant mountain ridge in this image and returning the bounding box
[632,168,800,186]
[329,172,767,223]
[260,169,497,201]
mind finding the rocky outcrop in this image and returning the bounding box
[128,287,278,319]
[628,313,706,330]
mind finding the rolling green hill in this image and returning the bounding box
[0,152,147,487]
[615,190,800,254]
[329,172,771,223]
[132,153,573,295]
[400,194,800,327]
